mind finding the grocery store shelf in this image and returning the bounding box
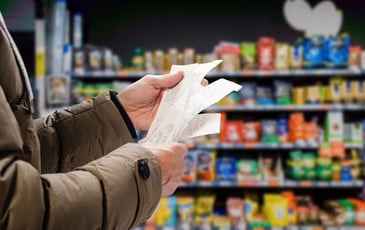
[206,68,362,77]
[179,180,363,188]
[133,225,365,230]
[206,104,365,112]
[72,68,363,80]
[195,142,363,150]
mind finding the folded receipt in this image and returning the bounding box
[139,60,242,144]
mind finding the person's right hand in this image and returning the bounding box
[141,142,187,196]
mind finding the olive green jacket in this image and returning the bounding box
[0,13,161,229]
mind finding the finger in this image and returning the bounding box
[150,71,184,89]
[201,78,209,87]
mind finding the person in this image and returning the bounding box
[0,12,207,229]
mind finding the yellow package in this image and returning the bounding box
[341,80,353,103]
[358,80,365,103]
[263,194,288,227]
[329,77,343,103]
[194,195,215,226]
[176,196,194,225]
[305,86,320,104]
[292,87,305,105]
[275,43,291,70]
[154,196,176,227]
[244,193,259,221]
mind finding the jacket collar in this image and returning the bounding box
[0,12,34,113]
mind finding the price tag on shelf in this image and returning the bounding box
[286,226,299,230]
[241,70,253,76]
[317,181,329,187]
[267,180,280,187]
[299,181,312,187]
[284,180,298,187]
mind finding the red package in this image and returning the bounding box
[221,121,244,143]
[257,37,275,70]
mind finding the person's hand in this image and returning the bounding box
[117,71,208,130]
[141,142,187,196]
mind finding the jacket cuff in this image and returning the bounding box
[77,143,162,229]
[110,91,137,139]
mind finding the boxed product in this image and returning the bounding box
[324,111,344,142]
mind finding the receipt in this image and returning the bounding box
[139,60,242,144]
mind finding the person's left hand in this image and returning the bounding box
[117,71,208,130]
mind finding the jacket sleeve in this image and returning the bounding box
[0,85,163,229]
[0,86,45,229]
[35,91,135,173]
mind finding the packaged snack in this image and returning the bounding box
[144,51,154,72]
[221,121,244,143]
[286,151,305,180]
[240,42,256,70]
[226,197,245,228]
[181,151,197,183]
[221,53,240,71]
[275,43,291,70]
[236,158,260,183]
[242,121,260,143]
[194,195,216,226]
[281,191,297,225]
[277,115,288,143]
[256,86,274,105]
[183,48,195,65]
[336,199,355,225]
[197,150,215,181]
[154,49,164,71]
[305,86,320,104]
[257,37,275,70]
[263,193,289,227]
[239,82,256,105]
[216,156,236,181]
[347,199,365,226]
[244,193,260,221]
[290,44,303,69]
[325,34,350,68]
[302,35,325,68]
[324,111,344,142]
[328,77,342,103]
[176,196,194,229]
[341,80,353,103]
[340,159,352,181]
[155,196,177,227]
[168,48,179,66]
[72,47,86,74]
[261,119,279,143]
[292,87,305,104]
[260,153,283,180]
[348,46,362,69]
[274,80,292,105]
[131,47,145,71]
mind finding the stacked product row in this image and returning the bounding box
[181,148,363,185]
[139,191,365,229]
[213,111,363,146]
[125,34,364,72]
[221,77,365,106]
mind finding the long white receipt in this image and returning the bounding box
[139,60,242,144]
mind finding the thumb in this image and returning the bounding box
[152,71,184,89]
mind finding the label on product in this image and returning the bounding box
[140,60,242,144]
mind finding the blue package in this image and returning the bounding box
[302,35,325,68]
[325,34,350,68]
[216,156,236,181]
